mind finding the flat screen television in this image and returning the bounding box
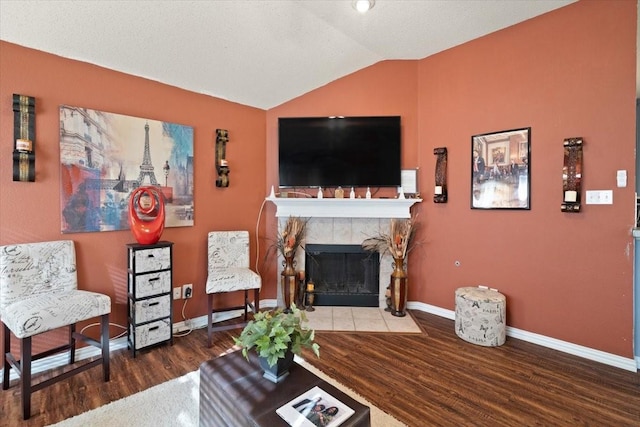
[278,116,401,188]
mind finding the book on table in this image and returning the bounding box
[276,386,355,427]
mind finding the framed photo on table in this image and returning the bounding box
[276,386,355,427]
[471,127,530,210]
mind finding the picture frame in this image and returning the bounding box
[471,127,530,210]
[399,168,418,196]
[59,105,195,233]
[276,386,355,427]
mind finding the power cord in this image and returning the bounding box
[256,187,314,275]
[80,322,127,340]
[173,298,193,337]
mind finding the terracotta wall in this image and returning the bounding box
[267,1,637,358]
[1,0,636,360]
[0,41,267,345]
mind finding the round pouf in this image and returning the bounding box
[455,286,506,347]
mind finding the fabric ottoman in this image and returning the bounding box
[455,286,506,347]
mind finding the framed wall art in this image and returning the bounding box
[471,127,530,210]
[59,105,194,233]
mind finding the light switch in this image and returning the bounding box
[617,170,627,188]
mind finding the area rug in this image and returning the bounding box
[49,358,406,427]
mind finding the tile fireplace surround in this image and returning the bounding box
[267,196,421,309]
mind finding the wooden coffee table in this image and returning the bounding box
[199,350,371,426]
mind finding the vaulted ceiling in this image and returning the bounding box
[0,1,578,109]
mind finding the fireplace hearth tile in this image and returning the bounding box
[333,317,356,331]
[352,307,385,319]
[354,317,387,332]
[303,307,422,333]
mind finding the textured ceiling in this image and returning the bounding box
[0,0,576,109]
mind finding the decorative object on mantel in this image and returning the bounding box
[128,186,165,245]
[400,168,419,198]
[12,94,36,182]
[335,186,344,198]
[362,215,418,317]
[561,137,583,212]
[433,147,448,203]
[233,305,320,383]
[215,129,230,187]
[471,127,530,210]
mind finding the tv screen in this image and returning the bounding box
[278,116,401,188]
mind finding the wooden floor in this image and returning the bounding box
[1,311,639,426]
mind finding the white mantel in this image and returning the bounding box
[266,196,421,218]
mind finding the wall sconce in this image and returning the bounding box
[12,94,36,182]
[561,137,583,212]
[215,129,230,187]
[433,147,447,203]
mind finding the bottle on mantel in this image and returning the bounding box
[366,187,371,199]
[317,187,323,199]
[350,187,355,199]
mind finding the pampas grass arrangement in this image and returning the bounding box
[277,216,307,257]
[362,215,417,259]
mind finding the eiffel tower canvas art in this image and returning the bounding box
[59,106,194,233]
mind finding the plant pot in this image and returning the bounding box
[258,349,295,383]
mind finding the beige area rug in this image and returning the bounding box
[49,358,406,427]
[305,306,423,334]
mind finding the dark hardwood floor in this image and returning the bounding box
[1,311,639,426]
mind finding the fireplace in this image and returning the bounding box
[268,196,421,309]
[305,244,380,307]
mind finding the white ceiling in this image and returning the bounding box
[1,0,578,110]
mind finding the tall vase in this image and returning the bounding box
[390,257,408,317]
[281,255,297,313]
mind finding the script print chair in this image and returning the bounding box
[206,231,261,347]
[0,240,111,420]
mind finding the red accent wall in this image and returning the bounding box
[268,1,637,357]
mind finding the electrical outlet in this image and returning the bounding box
[173,287,182,300]
[182,283,193,299]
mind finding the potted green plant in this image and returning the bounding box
[233,304,320,383]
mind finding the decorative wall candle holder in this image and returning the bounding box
[12,94,36,182]
[215,129,230,187]
[561,137,583,213]
[433,147,447,203]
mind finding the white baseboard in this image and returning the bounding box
[407,301,638,372]
[3,299,636,382]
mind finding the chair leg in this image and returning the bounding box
[21,337,32,420]
[207,293,213,348]
[101,314,110,382]
[243,290,249,321]
[254,288,260,313]
[68,324,76,365]
[2,323,10,390]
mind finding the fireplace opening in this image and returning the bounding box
[305,244,379,307]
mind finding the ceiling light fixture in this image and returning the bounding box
[353,0,375,14]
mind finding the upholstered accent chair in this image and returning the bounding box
[206,231,261,347]
[0,240,111,420]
